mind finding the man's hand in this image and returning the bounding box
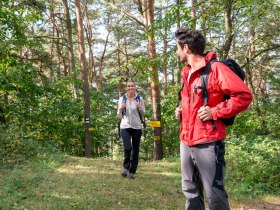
[197,106,213,121]
[175,107,182,121]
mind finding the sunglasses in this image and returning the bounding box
[127,85,134,87]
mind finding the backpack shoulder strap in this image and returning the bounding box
[122,94,127,103]
[200,59,218,130]
[177,81,184,108]
[135,94,141,102]
[200,59,217,106]
[121,95,127,117]
[135,94,144,120]
[135,94,146,129]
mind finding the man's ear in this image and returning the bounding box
[184,44,191,54]
[183,44,188,51]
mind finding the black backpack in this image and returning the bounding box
[177,59,245,128]
[200,59,245,127]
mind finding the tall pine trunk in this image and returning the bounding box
[136,0,163,159]
[146,0,163,159]
[75,0,91,157]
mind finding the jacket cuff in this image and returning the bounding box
[211,108,218,120]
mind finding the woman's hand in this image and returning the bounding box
[136,101,142,110]
[175,107,182,121]
[119,102,126,111]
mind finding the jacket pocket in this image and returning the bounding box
[194,117,207,139]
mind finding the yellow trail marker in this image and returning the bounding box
[149,121,161,127]
[154,136,160,141]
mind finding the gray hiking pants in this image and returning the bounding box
[180,141,230,210]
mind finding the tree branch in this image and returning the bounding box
[249,45,280,64]
[107,2,145,27]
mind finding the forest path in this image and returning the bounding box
[0,156,279,209]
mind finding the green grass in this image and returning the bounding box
[0,153,279,209]
[0,155,183,209]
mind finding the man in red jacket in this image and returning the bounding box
[175,28,253,210]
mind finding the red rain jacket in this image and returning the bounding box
[180,52,253,146]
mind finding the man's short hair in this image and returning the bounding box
[175,28,206,56]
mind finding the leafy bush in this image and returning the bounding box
[161,85,181,157]
[0,125,38,165]
[0,125,61,167]
[226,134,279,195]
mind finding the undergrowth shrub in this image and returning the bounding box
[0,125,61,167]
[226,134,279,195]
[0,125,40,165]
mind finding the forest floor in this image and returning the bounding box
[0,155,279,209]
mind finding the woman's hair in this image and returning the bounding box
[125,80,136,90]
[126,79,135,85]
[175,28,206,56]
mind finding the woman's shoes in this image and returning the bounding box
[129,173,135,179]
[121,168,135,179]
[121,168,128,177]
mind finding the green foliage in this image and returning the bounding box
[30,80,85,155]
[0,65,125,159]
[0,0,44,54]
[227,110,259,135]
[139,106,155,160]
[229,103,280,137]
[89,86,118,157]
[226,134,279,195]
[0,59,84,154]
[0,125,40,166]
[161,84,181,157]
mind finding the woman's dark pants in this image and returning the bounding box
[121,128,142,174]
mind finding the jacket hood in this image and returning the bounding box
[182,51,218,77]
[204,51,217,64]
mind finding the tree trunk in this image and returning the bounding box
[191,0,197,28]
[49,0,61,78]
[144,0,163,160]
[75,0,92,157]
[162,33,168,96]
[62,0,76,77]
[84,3,96,87]
[124,37,130,78]
[49,0,61,80]
[176,0,182,84]
[116,38,122,97]
[49,42,54,81]
[246,26,269,134]
[198,0,206,37]
[98,29,111,89]
[160,1,168,96]
[221,0,234,59]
